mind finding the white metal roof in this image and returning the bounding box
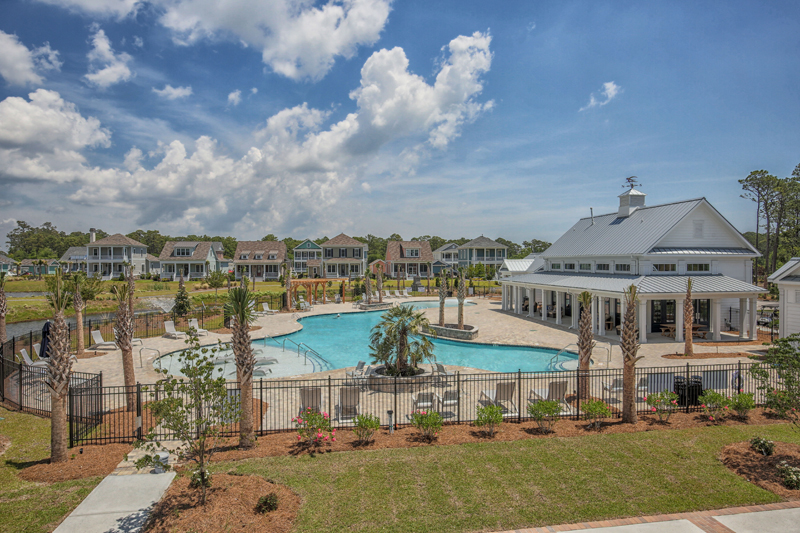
[649,247,755,255]
[499,259,535,272]
[768,258,800,283]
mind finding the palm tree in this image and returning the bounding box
[0,272,6,344]
[457,268,466,330]
[621,285,643,423]
[684,278,694,357]
[369,305,435,376]
[67,272,104,357]
[376,264,383,303]
[577,291,595,400]
[282,261,292,311]
[112,284,136,411]
[126,263,135,318]
[44,269,73,463]
[364,270,372,304]
[438,270,446,327]
[15,260,21,276]
[225,286,256,449]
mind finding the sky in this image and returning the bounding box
[1,1,799,247]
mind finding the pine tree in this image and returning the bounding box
[173,272,192,316]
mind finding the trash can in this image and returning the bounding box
[674,376,702,407]
[154,451,170,474]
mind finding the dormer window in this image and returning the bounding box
[579,263,592,271]
[564,263,575,270]
[240,253,249,260]
[596,263,610,271]
[687,263,710,273]
[175,248,192,257]
[254,254,263,260]
[268,253,277,260]
[406,248,419,258]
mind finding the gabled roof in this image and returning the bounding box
[369,259,386,265]
[0,254,15,265]
[90,233,146,247]
[458,236,507,249]
[233,241,287,263]
[146,254,160,263]
[499,258,536,273]
[385,241,433,262]
[769,258,800,283]
[433,242,459,253]
[321,233,365,248]
[649,247,755,255]
[294,239,322,250]
[60,247,88,262]
[159,241,218,262]
[21,258,59,266]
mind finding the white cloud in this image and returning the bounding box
[251,87,258,95]
[133,36,143,48]
[153,84,193,99]
[37,0,391,81]
[227,90,242,106]
[0,31,62,86]
[84,27,134,89]
[2,33,493,236]
[579,81,621,111]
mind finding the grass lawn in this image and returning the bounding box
[222,423,799,533]
[0,407,103,533]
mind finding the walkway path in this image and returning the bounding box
[497,500,800,533]
[54,445,179,533]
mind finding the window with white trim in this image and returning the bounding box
[615,263,631,272]
[551,263,561,270]
[254,254,263,260]
[327,264,336,274]
[353,248,361,258]
[652,264,677,272]
[339,248,347,258]
[687,263,710,272]
[175,248,191,257]
[564,263,575,270]
[325,248,333,258]
[406,248,419,258]
[596,263,610,271]
[239,253,248,260]
[579,263,592,271]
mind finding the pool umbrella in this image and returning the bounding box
[40,320,51,359]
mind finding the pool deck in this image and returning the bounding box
[71,296,766,386]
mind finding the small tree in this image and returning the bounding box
[364,269,372,304]
[206,270,226,301]
[225,286,256,449]
[67,272,104,357]
[369,305,435,376]
[135,335,239,505]
[577,291,595,400]
[457,268,467,330]
[438,270,446,327]
[376,263,383,303]
[282,261,292,311]
[0,272,7,344]
[684,278,694,357]
[112,284,137,411]
[127,263,136,318]
[621,285,643,423]
[173,272,192,317]
[751,333,800,429]
[44,270,73,463]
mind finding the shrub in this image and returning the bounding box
[256,493,279,514]
[644,390,679,422]
[410,410,443,442]
[730,392,756,419]
[764,388,795,419]
[777,461,800,490]
[527,400,562,433]
[698,390,730,423]
[292,408,335,446]
[582,399,611,430]
[189,469,212,489]
[475,404,503,437]
[352,414,380,442]
[750,436,776,456]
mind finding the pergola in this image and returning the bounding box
[288,278,351,305]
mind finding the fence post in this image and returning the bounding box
[393,375,398,430]
[327,376,332,425]
[201,307,205,329]
[685,363,690,414]
[29,331,33,359]
[575,369,580,420]
[517,369,522,423]
[259,379,263,435]
[18,358,23,411]
[68,386,74,449]
[136,383,143,441]
[737,360,742,394]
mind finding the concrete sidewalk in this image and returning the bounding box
[498,501,800,533]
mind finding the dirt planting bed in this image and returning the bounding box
[721,440,800,500]
[144,473,299,533]
[662,351,765,360]
[18,443,131,483]
[210,408,787,461]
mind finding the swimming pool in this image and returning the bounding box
[156,299,577,377]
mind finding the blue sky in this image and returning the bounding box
[1,0,799,245]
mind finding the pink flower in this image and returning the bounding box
[651,407,657,412]
[324,436,329,441]
[332,437,336,442]
[643,396,647,402]
[297,436,301,440]
[701,404,706,408]
[323,412,328,418]
[709,416,715,421]
[317,433,323,438]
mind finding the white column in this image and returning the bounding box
[591,296,597,334]
[571,293,579,328]
[639,300,648,344]
[598,297,606,336]
[712,299,722,341]
[502,285,508,310]
[555,291,563,325]
[528,288,535,318]
[515,286,522,315]
[610,298,617,335]
[676,298,685,343]
[739,297,747,339]
[541,290,548,321]
[749,296,758,341]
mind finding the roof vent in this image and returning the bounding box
[618,188,646,218]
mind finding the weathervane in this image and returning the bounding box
[623,176,641,190]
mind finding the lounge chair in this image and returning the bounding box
[299,386,323,415]
[602,378,624,404]
[403,288,412,298]
[163,321,187,339]
[254,356,279,366]
[91,330,118,349]
[334,295,342,304]
[529,380,571,415]
[261,303,277,315]
[393,290,403,298]
[34,343,77,363]
[337,386,360,422]
[115,333,144,346]
[384,290,393,299]
[435,363,455,377]
[412,391,438,412]
[480,381,518,416]
[435,389,459,418]
[346,361,366,380]
[19,349,49,368]
[188,319,209,336]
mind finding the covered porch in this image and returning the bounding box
[162,261,207,280]
[235,263,280,281]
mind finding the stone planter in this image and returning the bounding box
[358,302,393,311]
[427,323,479,340]
[366,365,435,393]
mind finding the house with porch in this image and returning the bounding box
[0,254,14,275]
[385,240,433,279]
[20,259,60,276]
[146,254,161,277]
[233,241,286,281]
[159,241,226,280]
[457,236,507,269]
[369,259,386,276]
[292,240,323,277]
[86,230,148,279]
[768,257,800,338]
[60,247,88,273]
[320,234,368,279]
[500,188,762,343]
[432,243,459,275]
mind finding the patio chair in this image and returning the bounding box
[702,369,730,392]
[392,290,403,298]
[404,288,412,297]
[188,319,209,336]
[163,321,187,339]
[19,349,49,368]
[480,381,518,417]
[412,391,438,413]
[602,378,624,404]
[337,386,360,422]
[334,295,342,304]
[299,386,323,415]
[91,330,118,349]
[346,361,366,380]
[262,303,277,315]
[384,290,393,299]
[528,380,571,415]
[254,356,279,366]
[34,343,77,363]
[435,389,459,418]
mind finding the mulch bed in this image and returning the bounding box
[76,350,109,360]
[662,352,765,360]
[0,435,10,457]
[209,408,787,461]
[144,473,299,533]
[17,443,132,483]
[209,326,262,334]
[721,441,800,500]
